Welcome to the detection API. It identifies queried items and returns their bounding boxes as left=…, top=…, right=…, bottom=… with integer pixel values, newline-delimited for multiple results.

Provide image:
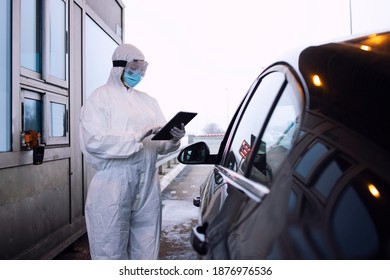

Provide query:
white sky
left=123, top=0, right=390, bottom=134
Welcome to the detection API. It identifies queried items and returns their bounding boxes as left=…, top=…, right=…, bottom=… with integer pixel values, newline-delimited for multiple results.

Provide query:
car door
left=196, top=66, right=286, bottom=226
left=203, top=63, right=306, bottom=259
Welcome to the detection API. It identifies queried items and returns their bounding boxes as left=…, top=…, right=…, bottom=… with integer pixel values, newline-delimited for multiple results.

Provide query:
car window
left=331, top=171, right=389, bottom=259
left=225, top=71, right=285, bottom=173
left=249, top=83, right=303, bottom=185
left=295, top=141, right=330, bottom=179
left=312, top=155, right=351, bottom=201
left=331, top=183, right=379, bottom=258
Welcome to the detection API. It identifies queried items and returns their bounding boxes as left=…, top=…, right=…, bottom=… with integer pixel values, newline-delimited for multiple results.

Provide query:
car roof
left=298, top=31, right=390, bottom=154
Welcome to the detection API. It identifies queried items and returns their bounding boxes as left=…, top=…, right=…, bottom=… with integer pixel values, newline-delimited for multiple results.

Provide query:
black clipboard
left=151, top=111, right=197, bottom=140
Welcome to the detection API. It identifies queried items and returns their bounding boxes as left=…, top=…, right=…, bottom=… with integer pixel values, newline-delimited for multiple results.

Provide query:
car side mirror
left=178, top=142, right=217, bottom=164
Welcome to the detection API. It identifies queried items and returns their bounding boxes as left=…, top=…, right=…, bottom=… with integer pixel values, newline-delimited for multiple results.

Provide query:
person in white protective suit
left=79, top=44, right=185, bottom=259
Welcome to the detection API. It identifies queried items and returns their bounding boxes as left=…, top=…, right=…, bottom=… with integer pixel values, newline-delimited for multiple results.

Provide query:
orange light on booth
left=368, top=183, right=380, bottom=199
left=312, top=74, right=322, bottom=87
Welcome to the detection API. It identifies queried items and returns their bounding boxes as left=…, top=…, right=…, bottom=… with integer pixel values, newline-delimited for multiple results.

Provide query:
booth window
left=20, top=0, right=68, bottom=88
left=0, top=0, right=11, bottom=152
left=21, top=90, right=44, bottom=150
left=49, top=0, right=67, bottom=81
left=43, top=93, right=69, bottom=145
left=22, top=89, right=69, bottom=147
left=23, top=97, right=43, bottom=136
left=50, top=102, right=66, bottom=137
left=85, top=16, right=118, bottom=99
left=20, top=0, right=42, bottom=74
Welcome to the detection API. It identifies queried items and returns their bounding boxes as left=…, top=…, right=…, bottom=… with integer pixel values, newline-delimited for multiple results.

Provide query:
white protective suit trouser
left=79, top=53, right=180, bottom=259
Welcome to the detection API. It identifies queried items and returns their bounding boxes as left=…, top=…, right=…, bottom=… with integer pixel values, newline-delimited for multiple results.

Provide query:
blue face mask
left=123, top=71, right=142, bottom=88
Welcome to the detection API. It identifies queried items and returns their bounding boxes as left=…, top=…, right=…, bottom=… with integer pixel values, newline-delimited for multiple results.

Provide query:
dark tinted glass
left=313, top=156, right=351, bottom=200
left=331, top=184, right=379, bottom=258
left=295, top=142, right=329, bottom=179
left=330, top=171, right=390, bottom=258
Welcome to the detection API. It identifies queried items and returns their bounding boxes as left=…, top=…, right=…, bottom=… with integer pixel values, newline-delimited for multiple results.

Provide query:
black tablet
left=151, top=111, right=197, bottom=140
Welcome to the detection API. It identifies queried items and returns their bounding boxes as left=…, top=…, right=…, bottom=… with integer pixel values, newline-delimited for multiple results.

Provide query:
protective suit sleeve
left=158, top=138, right=181, bottom=155
left=80, top=96, right=143, bottom=159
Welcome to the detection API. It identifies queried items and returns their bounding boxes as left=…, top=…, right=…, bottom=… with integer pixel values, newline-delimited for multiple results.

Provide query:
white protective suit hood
left=109, top=44, right=145, bottom=91
left=79, top=43, right=180, bottom=260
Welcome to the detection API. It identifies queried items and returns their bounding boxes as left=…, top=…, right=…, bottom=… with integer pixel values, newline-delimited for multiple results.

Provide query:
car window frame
left=220, top=63, right=306, bottom=180
left=245, top=63, right=306, bottom=179
left=246, top=64, right=306, bottom=179
left=219, top=68, right=281, bottom=168
left=216, top=76, right=259, bottom=164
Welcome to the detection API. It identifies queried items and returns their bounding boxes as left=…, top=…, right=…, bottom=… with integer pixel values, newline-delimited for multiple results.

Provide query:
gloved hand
left=150, top=126, right=161, bottom=134
left=170, top=123, right=185, bottom=143
left=136, top=126, right=161, bottom=142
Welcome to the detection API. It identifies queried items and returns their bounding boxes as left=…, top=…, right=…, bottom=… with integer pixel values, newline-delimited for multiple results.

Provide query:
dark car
left=177, top=31, right=390, bottom=259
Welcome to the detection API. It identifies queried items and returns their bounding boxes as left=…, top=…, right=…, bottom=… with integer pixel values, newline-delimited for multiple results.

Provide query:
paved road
left=159, top=164, right=213, bottom=260
left=54, top=164, right=213, bottom=260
